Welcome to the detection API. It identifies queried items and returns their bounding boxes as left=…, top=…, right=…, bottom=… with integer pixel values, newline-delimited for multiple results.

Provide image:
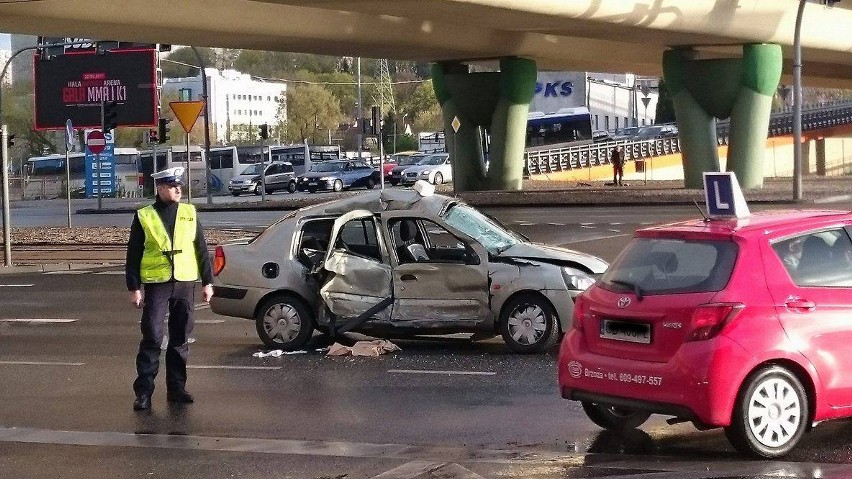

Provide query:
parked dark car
left=296, top=160, right=380, bottom=193
left=388, top=153, right=431, bottom=186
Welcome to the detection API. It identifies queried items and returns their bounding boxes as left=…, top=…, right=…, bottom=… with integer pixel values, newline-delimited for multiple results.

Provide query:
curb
left=0, top=262, right=122, bottom=275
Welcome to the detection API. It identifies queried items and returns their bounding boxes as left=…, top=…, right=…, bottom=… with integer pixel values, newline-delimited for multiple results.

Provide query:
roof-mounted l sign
left=703, top=172, right=750, bottom=219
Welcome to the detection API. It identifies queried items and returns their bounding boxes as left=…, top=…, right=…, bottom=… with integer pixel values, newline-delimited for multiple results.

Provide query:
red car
left=558, top=209, right=852, bottom=458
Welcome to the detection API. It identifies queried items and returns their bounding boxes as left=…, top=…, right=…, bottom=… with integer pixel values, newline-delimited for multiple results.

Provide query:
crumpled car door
left=320, top=209, right=393, bottom=322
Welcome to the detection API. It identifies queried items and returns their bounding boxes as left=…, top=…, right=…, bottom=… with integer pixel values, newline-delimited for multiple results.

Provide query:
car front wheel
left=253, top=184, right=262, bottom=195
left=433, top=172, right=443, bottom=185
left=255, top=295, right=315, bottom=351
left=581, top=402, right=651, bottom=430
left=724, top=366, right=808, bottom=458
left=498, top=294, right=558, bottom=353
left=287, top=181, right=297, bottom=193
left=333, top=179, right=343, bottom=192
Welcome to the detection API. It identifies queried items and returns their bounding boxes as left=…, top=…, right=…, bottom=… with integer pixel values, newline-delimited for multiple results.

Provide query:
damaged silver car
left=210, top=184, right=608, bottom=353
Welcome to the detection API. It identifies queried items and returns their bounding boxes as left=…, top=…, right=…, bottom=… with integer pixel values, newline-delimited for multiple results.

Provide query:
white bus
left=167, top=145, right=207, bottom=197
left=208, top=145, right=258, bottom=195
left=26, top=149, right=141, bottom=199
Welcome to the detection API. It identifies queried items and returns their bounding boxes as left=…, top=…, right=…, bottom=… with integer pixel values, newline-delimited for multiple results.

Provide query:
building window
left=594, top=115, right=599, bottom=130
left=624, top=117, right=628, bottom=127
left=615, top=117, right=619, bottom=130
left=604, top=116, right=610, bottom=130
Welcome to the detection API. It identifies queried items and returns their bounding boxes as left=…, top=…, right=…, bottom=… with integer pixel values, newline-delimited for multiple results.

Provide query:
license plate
left=308, top=182, right=318, bottom=186
left=600, top=319, right=651, bottom=344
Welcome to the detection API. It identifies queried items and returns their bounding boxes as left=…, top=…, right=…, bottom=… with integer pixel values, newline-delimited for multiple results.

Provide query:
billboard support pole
left=185, top=132, right=192, bottom=204
left=65, top=148, right=71, bottom=226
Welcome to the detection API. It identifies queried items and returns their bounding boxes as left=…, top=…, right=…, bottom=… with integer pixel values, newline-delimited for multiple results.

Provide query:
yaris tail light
left=213, top=246, right=226, bottom=276
left=572, top=294, right=590, bottom=332
left=687, top=303, right=744, bottom=341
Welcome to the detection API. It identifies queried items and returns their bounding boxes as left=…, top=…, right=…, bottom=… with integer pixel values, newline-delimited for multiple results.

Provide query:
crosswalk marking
left=0, top=361, right=84, bottom=366
left=387, top=369, right=496, bottom=376
left=188, top=365, right=281, bottom=370
left=0, top=318, right=77, bottom=323
left=0, top=284, right=34, bottom=287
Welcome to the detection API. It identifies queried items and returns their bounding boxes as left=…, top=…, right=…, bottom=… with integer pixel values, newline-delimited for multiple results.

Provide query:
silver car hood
left=498, top=242, right=608, bottom=274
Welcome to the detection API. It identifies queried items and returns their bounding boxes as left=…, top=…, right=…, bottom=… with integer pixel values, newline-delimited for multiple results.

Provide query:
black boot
left=167, top=390, right=194, bottom=403
left=133, top=395, right=151, bottom=410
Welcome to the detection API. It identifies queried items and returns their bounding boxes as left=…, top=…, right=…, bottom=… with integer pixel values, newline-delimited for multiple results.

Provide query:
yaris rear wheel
left=255, top=295, right=315, bottom=351
left=724, top=366, right=808, bottom=458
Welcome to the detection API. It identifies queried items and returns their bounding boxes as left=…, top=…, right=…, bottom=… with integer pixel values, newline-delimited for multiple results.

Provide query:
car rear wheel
left=253, top=184, right=262, bottom=195
left=581, top=402, right=651, bottom=430
left=255, top=295, right=315, bottom=351
left=724, top=366, right=808, bottom=458
left=333, top=179, right=343, bottom=192
left=389, top=179, right=399, bottom=186
left=499, top=294, right=558, bottom=353
left=433, top=172, right=443, bottom=185
left=366, top=178, right=375, bottom=189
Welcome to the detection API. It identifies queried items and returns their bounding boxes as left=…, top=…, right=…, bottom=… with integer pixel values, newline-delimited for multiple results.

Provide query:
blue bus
left=525, top=107, right=593, bottom=151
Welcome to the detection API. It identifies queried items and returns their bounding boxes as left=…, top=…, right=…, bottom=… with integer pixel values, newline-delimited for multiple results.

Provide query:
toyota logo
left=568, top=361, right=582, bottom=379
left=617, top=297, right=631, bottom=308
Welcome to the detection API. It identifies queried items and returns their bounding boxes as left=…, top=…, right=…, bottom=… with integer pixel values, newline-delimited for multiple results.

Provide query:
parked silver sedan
left=210, top=184, right=608, bottom=353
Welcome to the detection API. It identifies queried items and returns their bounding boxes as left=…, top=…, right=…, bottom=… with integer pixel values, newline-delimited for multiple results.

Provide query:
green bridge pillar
left=663, top=44, right=782, bottom=188
left=432, top=57, right=536, bottom=191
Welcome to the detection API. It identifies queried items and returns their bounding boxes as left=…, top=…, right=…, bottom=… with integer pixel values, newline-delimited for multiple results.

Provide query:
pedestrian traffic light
left=258, top=123, right=269, bottom=140
left=102, top=100, right=118, bottom=134
left=157, top=118, right=170, bottom=144
left=6, top=133, right=15, bottom=148
left=147, top=129, right=158, bottom=144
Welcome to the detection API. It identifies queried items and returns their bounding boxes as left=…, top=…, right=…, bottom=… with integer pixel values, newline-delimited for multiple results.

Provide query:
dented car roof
left=299, top=189, right=453, bottom=217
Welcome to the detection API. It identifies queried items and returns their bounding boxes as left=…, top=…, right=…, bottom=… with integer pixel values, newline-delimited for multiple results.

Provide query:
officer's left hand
left=202, top=284, right=214, bottom=303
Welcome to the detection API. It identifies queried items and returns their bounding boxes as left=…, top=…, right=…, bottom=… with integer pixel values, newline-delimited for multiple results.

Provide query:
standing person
left=611, top=145, right=624, bottom=186
left=126, top=166, right=214, bottom=411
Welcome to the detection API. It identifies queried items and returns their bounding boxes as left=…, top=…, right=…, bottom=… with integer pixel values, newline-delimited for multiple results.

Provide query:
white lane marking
left=580, top=222, right=594, bottom=226
left=609, top=222, right=623, bottom=225
left=194, top=303, right=210, bottom=311
left=607, top=229, right=622, bottom=233
left=43, top=271, right=91, bottom=275
left=517, top=222, right=535, bottom=227
left=0, top=284, right=34, bottom=287
left=194, top=319, right=224, bottom=324
left=387, top=369, right=496, bottom=376
left=93, top=271, right=124, bottom=275
left=187, top=365, right=281, bottom=370
left=209, top=220, right=238, bottom=225
left=568, top=232, right=632, bottom=243
left=0, top=318, right=77, bottom=323
left=546, top=222, right=565, bottom=226
left=0, top=361, right=84, bottom=366
left=581, top=225, right=595, bottom=229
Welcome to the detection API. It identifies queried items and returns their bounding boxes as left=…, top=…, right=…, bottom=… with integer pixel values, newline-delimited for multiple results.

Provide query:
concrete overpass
left=0, top=1, right=850, bottom=88
left=1, top=0, right=851, bottom=191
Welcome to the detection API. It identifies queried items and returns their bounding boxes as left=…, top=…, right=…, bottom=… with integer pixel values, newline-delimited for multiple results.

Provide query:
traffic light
left=258, top=123, right=269, bottom=140
left=157, top=118, right=170, bottom=144
left=6, top=133, right=15, bottom=148
left=371, top=106, right=380, bottom=135
left=102, top=100, right=118, bottom=134
left=147, top=129, right=158, bottom=144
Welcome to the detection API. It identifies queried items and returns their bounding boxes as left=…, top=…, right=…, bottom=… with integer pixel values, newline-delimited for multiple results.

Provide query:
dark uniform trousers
left=133, top=281, right=196, bottom=397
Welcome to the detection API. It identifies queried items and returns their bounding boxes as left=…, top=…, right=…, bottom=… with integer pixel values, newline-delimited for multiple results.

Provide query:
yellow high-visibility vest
left=138, top=203, right=199, bottom=283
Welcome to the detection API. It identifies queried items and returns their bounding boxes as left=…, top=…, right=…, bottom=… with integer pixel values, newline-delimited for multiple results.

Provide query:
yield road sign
left=86, top=130, right=106, bottom=154
left=169, top=101, right=205, bottom=133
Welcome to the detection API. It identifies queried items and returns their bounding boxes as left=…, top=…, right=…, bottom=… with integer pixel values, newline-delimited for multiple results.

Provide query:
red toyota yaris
left=558, top=209, right=852, bottom=458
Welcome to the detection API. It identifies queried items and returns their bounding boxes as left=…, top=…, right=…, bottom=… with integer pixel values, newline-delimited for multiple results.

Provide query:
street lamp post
left=792, top=0, right=807, bottom=201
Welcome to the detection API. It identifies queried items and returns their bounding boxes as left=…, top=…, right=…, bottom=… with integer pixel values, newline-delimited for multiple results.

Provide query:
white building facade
left=162, top=68, right=286, bottom=144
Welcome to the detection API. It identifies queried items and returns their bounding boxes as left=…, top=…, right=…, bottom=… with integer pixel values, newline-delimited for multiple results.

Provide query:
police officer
left=126, top=166, right=213, bottom=411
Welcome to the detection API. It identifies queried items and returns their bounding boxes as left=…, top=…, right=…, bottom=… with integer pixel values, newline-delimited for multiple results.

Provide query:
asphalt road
left=4, top=199, right=852, bottom=477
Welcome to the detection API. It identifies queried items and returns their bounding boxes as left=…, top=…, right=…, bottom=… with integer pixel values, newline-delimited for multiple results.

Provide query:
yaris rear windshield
left=601, top=238, right=738, bottom=295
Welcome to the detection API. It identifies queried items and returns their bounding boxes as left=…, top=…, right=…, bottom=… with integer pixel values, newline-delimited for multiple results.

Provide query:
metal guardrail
left=525, top=100, right=852, bottom=175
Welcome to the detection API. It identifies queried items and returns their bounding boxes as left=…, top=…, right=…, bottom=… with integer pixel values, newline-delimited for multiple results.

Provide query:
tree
left=281, top=84, right=342, bottom=144
left=161, top=47, right=216, bottom=78
left=398, top=80, right=440, bottom=130
left=654, top=78, right=676, bottom=124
